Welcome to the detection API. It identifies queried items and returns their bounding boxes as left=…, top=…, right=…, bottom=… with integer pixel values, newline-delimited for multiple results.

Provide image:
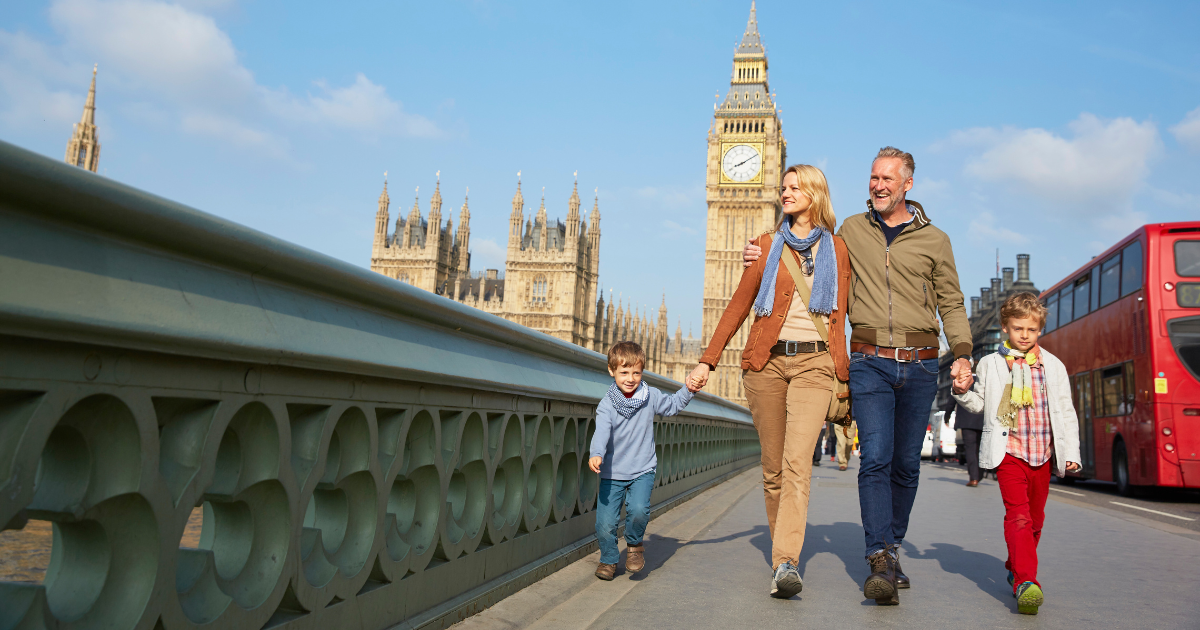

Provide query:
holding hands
left=950, top=357, right=974, bottom=394
left=686, top=363, right=711, bottom=393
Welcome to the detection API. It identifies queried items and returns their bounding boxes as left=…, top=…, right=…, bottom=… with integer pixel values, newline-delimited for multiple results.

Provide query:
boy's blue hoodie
left=589, top=383, right=694, bottom=480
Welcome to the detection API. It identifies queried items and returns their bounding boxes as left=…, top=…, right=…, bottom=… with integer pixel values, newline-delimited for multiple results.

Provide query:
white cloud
left=966, top=211, right=1029, bottom=245
left=2, top=0, right=439, bottom=158
left=960, top=113, right=1160, bottom=207
left=0, top=31, right=84, bottom=127
left=1170, top=107, right=1200, bottom=152
left=661, top=219, right=697, bottom=238
left=470, top=238, right=506, bottom=271
left=633, top=185, right=702, bottom=210
left=266, top=73, right=440, bottom=137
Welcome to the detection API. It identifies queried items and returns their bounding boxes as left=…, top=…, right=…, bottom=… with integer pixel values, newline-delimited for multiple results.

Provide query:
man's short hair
left=1000, top=292, right=1048, bottom=328
left=874, top=146, right=915, bottom=180
left=608, top=341, right=646, bottom=371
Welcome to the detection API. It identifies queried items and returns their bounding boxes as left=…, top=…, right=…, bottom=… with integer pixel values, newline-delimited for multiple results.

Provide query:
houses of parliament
left=369, top=3, right=783, bottom=405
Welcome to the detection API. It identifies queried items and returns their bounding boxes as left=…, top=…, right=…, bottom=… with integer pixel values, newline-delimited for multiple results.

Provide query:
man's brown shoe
left=595, top=563, right=616, bottom=581
left=625, top=544, right=645, bottom=573
left=839, top=465, right=848, bottom=471
left=863, top=550, right=898, bottom=605
left=966, top=480, right=979, bottom=487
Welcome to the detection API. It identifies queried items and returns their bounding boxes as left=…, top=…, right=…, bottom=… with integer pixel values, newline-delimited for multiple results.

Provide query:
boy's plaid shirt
left=1007, top=361, right=1053, bottom=466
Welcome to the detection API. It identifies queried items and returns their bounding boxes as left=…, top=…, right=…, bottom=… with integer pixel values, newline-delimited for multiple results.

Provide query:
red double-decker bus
left=1038, top=221, right=1200, bottom=495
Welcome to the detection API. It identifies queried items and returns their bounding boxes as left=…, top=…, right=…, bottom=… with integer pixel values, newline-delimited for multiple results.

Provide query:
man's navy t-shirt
left=873, top=210, right=913, bottom=245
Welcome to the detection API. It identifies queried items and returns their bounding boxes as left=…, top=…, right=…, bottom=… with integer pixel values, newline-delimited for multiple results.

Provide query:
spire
left=737, top=2, right=764, bottom=56
left=511, top=170, right=524, bottom=216
left=64, top=64, right=100, bottom=172
left=82, top=64, right=97, bottom=126
left=374, top=171, right=391, bottom=247
left=431, top=170, right=443, bottom=211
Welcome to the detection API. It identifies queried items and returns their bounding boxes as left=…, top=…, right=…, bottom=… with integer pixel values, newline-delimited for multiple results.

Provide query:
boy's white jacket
left=952, top=349, right=1081, bottom=477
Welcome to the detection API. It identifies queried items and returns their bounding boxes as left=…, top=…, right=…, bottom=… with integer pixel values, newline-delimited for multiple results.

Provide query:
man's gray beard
left=874, top=195, right=904, bottom=215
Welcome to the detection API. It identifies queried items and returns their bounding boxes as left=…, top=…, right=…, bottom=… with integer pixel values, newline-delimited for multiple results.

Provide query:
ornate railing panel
left=0, top=141, right=758, bottom=630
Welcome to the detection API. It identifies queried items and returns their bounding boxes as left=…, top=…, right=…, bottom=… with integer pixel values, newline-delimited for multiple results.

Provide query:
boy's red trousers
left=996, top=453, right=1050, bottom=590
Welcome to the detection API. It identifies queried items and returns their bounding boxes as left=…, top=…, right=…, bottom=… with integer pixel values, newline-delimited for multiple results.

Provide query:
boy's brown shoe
left=595, top=563, right=616, bottom=581
left=625, top=544, right=645, bottom=573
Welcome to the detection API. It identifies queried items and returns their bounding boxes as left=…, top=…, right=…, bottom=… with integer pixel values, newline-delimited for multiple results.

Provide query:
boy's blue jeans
left=849, top=352, right=939, bottom=557
left=595, top=471, right=654, bottom=564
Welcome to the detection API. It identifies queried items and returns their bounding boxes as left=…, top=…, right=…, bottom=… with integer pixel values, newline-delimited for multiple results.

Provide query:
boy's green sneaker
left=1016, top=582, right=1043, bottom=615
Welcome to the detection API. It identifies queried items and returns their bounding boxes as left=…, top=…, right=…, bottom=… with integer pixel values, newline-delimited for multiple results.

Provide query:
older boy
left=953, top=293, right=1081, bottom=614
left=589, top=341, right=698, bottom=580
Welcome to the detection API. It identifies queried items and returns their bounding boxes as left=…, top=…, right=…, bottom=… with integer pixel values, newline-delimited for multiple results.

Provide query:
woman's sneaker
left=770, top=562, right=803, bottom=599
left=1016, top=581, right=1043, bottom=615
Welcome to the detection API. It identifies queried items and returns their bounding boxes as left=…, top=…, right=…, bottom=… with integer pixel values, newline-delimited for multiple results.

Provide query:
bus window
left=1099, top=364, right=1124, bottom=416
left=1090, top=266, right=1101, bottom=312
left=1099, top=253, right=1121, bottom=307
left=1061, top=284, right=1075, bottom=324
left=1045, top=293, right=1058, bottom=332
left=1177, top=240, right=1200, bottom=277
left=1074, top=275, right=1091, bottom=319
left=1123, top=361, right=1136, bottom=414
left=1091, top=371, right=1104, bottom=417
left=1121, top=240, right=1144, bottom=297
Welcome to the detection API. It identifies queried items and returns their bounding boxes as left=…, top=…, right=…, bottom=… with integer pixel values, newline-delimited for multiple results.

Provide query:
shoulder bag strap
left=779, top=247, right=829, bottom=343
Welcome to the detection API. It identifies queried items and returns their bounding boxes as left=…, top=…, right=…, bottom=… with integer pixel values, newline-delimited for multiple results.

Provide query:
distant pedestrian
left=946, top=399, right=984, bottom=486
left=812, top=423, right=825, bottom=467
left=952, top=293, right=1081, bottom=615
left=688, top=164, right=852, bottom=599
left=589, top=341, right=699, bottom=581
left=835, top=420, right=857, bottom=471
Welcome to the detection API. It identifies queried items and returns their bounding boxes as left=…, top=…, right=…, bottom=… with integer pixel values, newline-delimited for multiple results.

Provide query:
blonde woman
left=687, top=164, right=851, bottom=599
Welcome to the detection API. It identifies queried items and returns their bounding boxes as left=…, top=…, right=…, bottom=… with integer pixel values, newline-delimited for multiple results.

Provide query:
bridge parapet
left=0, top=141, right=758, bottom=630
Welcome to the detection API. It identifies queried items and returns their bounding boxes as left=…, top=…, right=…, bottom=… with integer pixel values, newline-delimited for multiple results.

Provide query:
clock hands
left=733, top=155, right=759, bottom=168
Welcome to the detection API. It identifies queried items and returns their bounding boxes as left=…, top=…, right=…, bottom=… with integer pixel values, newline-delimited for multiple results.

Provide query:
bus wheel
left=1114, top=441, right=1135, bottom=497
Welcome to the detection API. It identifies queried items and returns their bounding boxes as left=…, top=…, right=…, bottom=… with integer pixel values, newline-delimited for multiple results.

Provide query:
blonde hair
left=776, top=164, right=836, bottom=232
left=1000, top=292, right=1048, bottom=328
left=607, top=341, right=646, bottom=371
left=874, top=146, right=915, bottom=180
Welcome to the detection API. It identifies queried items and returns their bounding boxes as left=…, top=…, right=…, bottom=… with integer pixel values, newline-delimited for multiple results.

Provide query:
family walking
left=587, top=147, right=1081, bottom=616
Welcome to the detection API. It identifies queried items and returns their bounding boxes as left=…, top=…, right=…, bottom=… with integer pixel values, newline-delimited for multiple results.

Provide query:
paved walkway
left=455, top=459, right=1200, bottom=629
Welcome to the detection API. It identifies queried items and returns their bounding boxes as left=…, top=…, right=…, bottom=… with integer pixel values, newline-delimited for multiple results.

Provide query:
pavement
left=452, top=458, right=1200, bottom=630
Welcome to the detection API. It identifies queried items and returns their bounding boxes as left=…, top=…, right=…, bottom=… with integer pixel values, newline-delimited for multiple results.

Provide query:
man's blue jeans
left=595, top=471, right=654, bottom=564
left=849, top=352, right=939, bottom=557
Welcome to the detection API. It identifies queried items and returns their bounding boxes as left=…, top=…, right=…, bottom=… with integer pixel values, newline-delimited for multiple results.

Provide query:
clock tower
left=702, top=1, right=785, bottom=405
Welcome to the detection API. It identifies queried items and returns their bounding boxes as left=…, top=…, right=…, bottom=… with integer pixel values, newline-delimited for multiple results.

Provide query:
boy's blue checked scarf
left=606, top=381, right=649, bottom=419
left=752, top=220, right=838, bottom=317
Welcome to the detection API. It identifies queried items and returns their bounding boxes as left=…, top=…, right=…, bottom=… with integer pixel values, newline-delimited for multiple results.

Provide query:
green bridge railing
left=0, top=140, right=758, bottom=630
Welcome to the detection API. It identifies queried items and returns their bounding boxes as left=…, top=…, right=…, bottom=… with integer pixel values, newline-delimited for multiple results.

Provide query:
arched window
left=532, top=275, right=548, bottom=304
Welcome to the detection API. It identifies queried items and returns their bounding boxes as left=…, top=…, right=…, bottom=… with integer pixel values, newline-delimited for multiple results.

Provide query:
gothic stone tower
left=65, top=65, right=100, bottom=172
left=370, top=174, right=467, bottom=295
left=505, top=175, right=600, bottom=347
left=702, top=1, right=785, bottom=405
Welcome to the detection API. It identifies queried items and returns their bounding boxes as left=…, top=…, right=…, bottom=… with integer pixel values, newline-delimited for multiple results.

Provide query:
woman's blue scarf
left=752, top=220, right=837, bottom=317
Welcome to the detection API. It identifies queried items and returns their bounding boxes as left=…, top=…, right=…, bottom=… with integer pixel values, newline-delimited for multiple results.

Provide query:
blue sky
left=3, top=0, right=1199, bottom=338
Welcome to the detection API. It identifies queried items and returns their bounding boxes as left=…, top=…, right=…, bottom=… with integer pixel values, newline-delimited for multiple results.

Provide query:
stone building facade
left=65, top=65, right=100, bottom=172
left=370, top=174, right=696, bottom=376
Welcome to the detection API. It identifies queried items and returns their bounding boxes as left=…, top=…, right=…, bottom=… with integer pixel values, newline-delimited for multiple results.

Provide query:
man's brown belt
left=850, top=343, right=938, bottom=362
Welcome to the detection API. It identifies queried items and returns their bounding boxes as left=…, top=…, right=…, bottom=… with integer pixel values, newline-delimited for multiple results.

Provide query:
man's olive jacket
left=836, top=200, right=972, bottom=359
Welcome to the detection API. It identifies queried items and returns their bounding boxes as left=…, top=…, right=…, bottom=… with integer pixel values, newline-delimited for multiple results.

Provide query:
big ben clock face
left=721, top=143, right=762, bottom=182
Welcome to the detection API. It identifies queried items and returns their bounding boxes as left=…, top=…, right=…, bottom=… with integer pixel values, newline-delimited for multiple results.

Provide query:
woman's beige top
left=777, top=240, right=829, bottom=343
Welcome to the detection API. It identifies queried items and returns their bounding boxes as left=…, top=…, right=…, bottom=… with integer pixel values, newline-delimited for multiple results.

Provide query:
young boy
left=589, top=341, right=699, bottom=580
left=952, top=293, right=1081, bottom=615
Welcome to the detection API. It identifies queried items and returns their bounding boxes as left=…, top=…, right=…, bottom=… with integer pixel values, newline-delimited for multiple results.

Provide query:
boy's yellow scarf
left=995, top=341, right=1039, bottom=429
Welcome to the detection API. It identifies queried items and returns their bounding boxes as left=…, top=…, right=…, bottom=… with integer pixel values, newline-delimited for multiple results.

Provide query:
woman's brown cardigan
left=698, top=231, right=852, bottom=382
